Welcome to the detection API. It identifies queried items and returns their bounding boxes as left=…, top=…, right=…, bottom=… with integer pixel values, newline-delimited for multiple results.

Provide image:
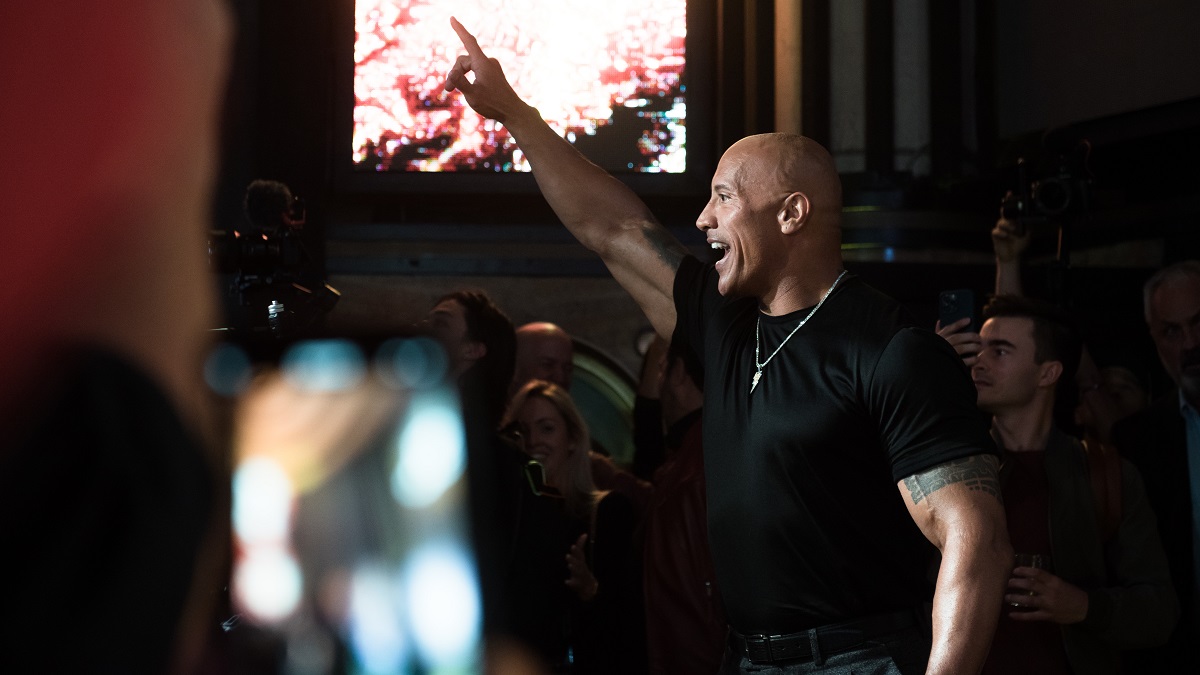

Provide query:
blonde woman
left=503, top=380, right=647, bottom=673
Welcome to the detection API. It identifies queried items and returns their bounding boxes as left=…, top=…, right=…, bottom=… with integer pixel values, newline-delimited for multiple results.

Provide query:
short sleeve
left=865, top=327, right=997, bottom=482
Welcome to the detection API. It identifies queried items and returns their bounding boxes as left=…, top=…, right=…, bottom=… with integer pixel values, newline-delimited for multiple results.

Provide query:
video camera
left=210, top=180, right=339, bottom=338
left=1000, top=140, right=1094, bottom=232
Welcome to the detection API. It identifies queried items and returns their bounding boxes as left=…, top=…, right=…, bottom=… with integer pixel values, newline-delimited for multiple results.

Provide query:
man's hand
left=936, top=317, right=981, bottom=367
left=1006, top=566, right=1090, bottom=624
left=443, top=17, right=533, bottom=125
left=992, top=216, right=1031, bottom=264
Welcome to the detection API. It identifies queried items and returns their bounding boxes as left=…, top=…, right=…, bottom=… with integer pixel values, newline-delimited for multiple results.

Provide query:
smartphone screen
left=209, top=335, right=483, bottom=673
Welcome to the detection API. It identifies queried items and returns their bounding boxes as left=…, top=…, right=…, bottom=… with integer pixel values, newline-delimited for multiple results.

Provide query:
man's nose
left=1182, top=325, right=1200, bottom=349
left=696, top=201, right=714, bottom=231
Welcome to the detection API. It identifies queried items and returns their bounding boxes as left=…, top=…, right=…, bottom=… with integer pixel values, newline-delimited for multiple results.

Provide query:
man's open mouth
left=710, top=240, right=730, bottom=261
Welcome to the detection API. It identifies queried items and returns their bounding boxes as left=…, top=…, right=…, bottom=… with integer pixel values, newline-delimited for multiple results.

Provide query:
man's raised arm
left=444, top=18, right=686, bottom=338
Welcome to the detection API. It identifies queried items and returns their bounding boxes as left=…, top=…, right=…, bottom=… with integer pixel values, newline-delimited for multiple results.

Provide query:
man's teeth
left=711, top=242, right=727, bottom=251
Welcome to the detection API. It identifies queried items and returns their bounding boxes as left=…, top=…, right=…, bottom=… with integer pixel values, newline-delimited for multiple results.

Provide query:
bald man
left=445, top=19, right=1009, bottom=674
left=513, top=321, right=575, bottom=392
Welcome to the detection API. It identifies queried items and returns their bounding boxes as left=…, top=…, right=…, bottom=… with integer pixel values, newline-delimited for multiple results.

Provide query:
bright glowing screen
left=353, top=0, right=688, bottom=173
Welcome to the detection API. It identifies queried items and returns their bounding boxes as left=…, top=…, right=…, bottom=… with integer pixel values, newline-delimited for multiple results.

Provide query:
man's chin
left=1180, top=371, right=1200, bottom=406
left=715, top=275, right=748, bottom=299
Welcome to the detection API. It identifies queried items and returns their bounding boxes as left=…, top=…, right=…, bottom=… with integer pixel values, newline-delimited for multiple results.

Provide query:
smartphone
left=938, top=289, right=977, bottom=332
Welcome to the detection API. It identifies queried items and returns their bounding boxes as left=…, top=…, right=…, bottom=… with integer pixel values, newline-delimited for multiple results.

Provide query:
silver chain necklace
left=751, top=270, right=847, bottom=394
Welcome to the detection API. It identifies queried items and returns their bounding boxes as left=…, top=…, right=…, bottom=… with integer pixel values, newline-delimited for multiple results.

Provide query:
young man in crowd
left=968, top=296, right=1176, bottom=674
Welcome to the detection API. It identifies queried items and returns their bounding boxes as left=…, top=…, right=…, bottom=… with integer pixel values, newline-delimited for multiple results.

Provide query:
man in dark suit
left=1112, top=260, right=1200, bottom=672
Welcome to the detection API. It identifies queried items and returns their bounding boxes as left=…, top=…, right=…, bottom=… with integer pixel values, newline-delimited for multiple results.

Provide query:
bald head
left=513, top=322, right=575, bottom=390
left=729, top=133, right=843, bottom=220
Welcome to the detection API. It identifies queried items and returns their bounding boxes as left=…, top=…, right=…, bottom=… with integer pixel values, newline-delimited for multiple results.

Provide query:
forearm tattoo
left=903, top=455, right=1001, bottom=505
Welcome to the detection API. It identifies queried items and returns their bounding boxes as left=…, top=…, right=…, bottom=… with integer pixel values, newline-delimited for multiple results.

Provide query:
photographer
left=214, top=179, right=336, bottom=338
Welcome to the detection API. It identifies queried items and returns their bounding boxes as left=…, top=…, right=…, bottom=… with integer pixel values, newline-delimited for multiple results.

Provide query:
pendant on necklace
left=750, top=370, right=762, bottom=394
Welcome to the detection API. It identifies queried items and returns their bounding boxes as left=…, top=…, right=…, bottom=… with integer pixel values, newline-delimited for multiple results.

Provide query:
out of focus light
left=235, top=547, right=303, bottom=623
left=234, top=457, right=294, bottom=542
left=349, top=567, right=409, bottom=674
left=404, top=543, right=482, bottom=669
left=281, top=339, right=367, bottom=392
left=205, top=342, right=252, bottom=396
left=375, top=337, right=449, bottom=390
left=391, top=391, right=465, bottom=508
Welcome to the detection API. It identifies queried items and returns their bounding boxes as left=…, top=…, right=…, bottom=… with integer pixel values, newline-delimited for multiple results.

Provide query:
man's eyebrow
left=712, top=182, right=734, bottom=193
left=1157, top=309, right=1200, bottom=329
left=981, top=338, right=1016, bottom=349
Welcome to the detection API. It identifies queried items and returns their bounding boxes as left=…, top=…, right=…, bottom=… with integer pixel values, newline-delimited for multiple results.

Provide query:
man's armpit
left=902, top=454, right=1001, bottom=505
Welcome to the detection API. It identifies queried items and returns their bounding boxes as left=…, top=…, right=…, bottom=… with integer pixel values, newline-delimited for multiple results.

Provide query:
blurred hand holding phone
left=211, top=335, right=484, bottom=674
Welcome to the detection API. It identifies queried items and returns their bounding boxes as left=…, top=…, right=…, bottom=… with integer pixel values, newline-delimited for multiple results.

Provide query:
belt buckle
left=744, top=633, right=801, bottom=663
left=744, top=634, right=769, bottom=662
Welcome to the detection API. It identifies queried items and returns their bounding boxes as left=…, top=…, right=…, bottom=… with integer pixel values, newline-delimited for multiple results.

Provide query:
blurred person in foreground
left=444, top=17, right=1008, bottom=674
left=0, top=1, right=233, bottom=673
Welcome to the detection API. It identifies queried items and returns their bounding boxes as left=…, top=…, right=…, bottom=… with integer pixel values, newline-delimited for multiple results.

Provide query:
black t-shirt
left=672, top=256, right=995, bottom=634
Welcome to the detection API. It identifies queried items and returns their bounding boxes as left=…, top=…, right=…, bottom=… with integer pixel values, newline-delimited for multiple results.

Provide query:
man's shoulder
left=828, top=275, right=916, bottom=337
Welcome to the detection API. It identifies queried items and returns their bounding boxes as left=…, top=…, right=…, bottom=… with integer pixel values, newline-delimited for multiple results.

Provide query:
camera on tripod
left=210, top=180, right=339, bottom=338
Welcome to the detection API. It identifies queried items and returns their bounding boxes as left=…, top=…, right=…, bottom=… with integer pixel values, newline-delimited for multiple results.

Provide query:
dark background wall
left=212, top=0, right=1199, bottom=388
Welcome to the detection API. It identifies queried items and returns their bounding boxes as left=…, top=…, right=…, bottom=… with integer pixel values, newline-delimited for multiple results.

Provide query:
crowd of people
left=3, top=4, right=1197, bottom=674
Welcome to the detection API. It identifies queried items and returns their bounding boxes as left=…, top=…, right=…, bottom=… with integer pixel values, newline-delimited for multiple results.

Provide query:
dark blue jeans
left=718, top=626, right=929, bottom=675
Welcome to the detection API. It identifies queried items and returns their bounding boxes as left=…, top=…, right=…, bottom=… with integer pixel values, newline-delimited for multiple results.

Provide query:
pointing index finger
left=450, top=16, right=487, bottom=59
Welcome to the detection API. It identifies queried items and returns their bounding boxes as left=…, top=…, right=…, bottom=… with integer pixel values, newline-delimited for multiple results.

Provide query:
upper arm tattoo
left=903, top=454, right=1001, bottom=505
left=641, top=222, right=688, bottom=269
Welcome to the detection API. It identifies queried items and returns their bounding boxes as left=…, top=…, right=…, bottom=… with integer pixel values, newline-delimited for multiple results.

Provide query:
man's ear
left=1038, top=360, right=1064, bottom=388
left=463, top=340, right=487, bottom=363
left=779, top=191, right=811, bottom=234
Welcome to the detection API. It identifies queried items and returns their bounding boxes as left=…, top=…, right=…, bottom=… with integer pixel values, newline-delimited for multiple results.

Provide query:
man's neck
left=991, top=402, right=1055, bottom=452
left=760, top=263, right=846, bottom=316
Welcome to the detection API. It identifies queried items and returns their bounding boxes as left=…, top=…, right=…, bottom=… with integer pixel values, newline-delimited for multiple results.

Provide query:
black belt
left=731, top=609, right=918, bottom=664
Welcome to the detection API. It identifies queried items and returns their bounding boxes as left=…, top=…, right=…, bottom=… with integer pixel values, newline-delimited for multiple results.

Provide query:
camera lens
left=1033, top=178, right=1071, bottom=215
